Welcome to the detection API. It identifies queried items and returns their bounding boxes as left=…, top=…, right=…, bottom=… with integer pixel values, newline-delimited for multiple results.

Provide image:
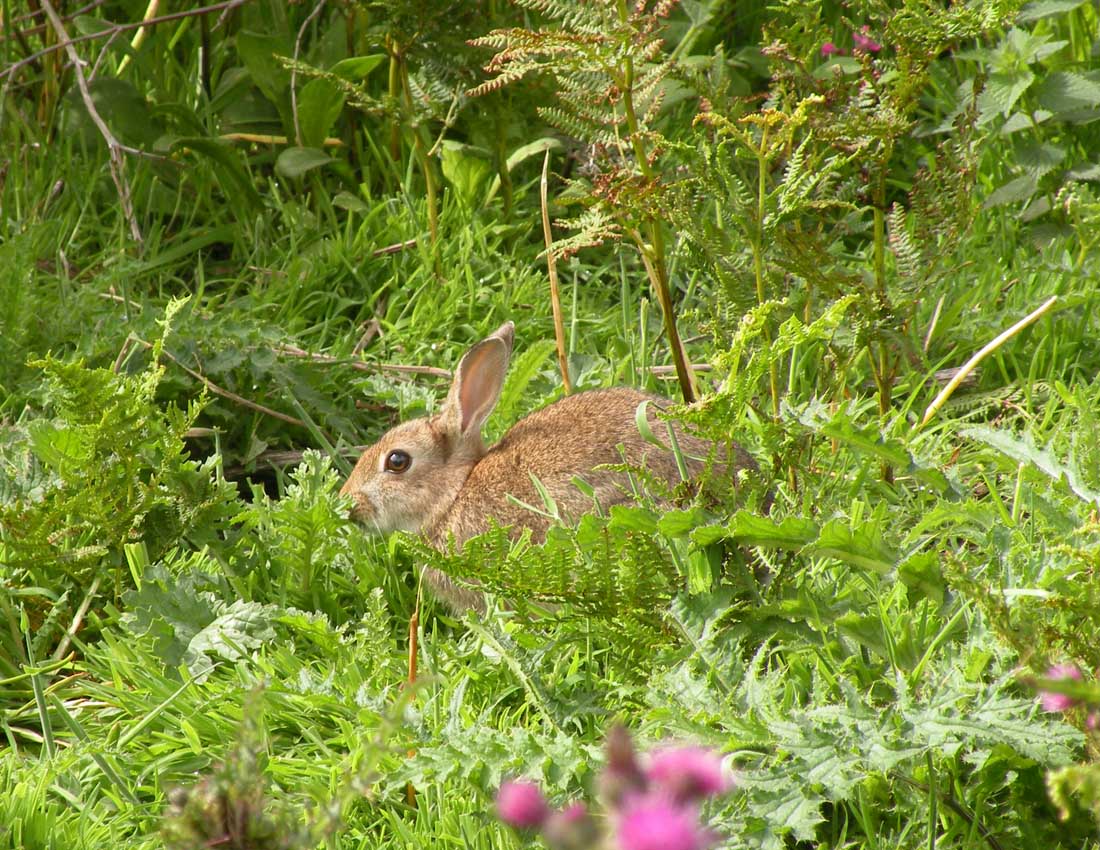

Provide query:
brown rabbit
left=340, top=322, right=754, bottom=610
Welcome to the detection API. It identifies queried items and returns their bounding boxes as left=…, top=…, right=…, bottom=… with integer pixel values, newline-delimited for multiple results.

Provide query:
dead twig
left=39, top=0, right=143, bottom=246
left=371, top=238, right=417, bottom=257
left=275, top=344, right=451, bottom=378
left=221, top=446, right=366, bottom=479
left=132, top=338, right=312, bottom=429
left=1, top=0, right=249, bottom=82
left=290, top=0, right=328, bottom=147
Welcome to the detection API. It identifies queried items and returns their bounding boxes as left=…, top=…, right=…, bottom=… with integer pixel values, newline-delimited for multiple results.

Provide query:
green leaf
left=657, top=506, right=710, bottom=538
left=1017, top=0, right=1088, bottom=22
left=297, top=78, right=345, bottom=147
left=808, top=519, right=897, bottom=574
left=980, top=69, right=1035, bottom=117
left=897, top=551, right=944, bottom=604
left=441, top=141, right=493, bottom=209
left=963, top=425, right=1100, bottom=505
left=330, top=54, right=387, bottom=79
left=1035, top=71, right=1100, bottom=117
left=983, top=173, right=1038, bottom=208
left=275, top=146, right=334, bottom=179
left=1015, top=140, right=1066, bottom=178
left=608, top=505, right=659, bottom=535
left=722, top=511, right=819, bottom=550
left=332, top=191, right=369, bottom=212
left=27, top=422, right=89, bottom=474
left=237, top=32, right=291, bottom=106
left=65, top=78, right=162, bottom=148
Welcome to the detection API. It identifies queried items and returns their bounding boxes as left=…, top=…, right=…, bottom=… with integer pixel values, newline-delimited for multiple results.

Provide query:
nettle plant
left=944, top=2, right=1100, bottom=252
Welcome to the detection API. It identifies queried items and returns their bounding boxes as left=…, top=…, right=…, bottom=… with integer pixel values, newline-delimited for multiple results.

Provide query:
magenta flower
left=616, top=794, right=715, bottom=850
left=853, top=26, right=882, bottom=53
left=496, top=780, right=549, bottom=829
left=647, top=746, right=731, bottom=802
left=1039, top=664, right=1083, bottom=713
left=820, top=42, right=845, bottom=57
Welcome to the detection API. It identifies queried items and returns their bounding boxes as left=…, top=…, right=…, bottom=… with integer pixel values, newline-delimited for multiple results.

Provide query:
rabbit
left=340, top=321, right=755, bottom=611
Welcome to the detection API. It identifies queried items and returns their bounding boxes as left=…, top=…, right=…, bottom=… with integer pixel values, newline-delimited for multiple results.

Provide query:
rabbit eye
left=384, top=450, right=411, bottom=473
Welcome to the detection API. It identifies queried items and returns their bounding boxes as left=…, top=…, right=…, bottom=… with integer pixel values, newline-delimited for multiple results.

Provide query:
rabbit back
left=427, top=387, right=747, bottom=548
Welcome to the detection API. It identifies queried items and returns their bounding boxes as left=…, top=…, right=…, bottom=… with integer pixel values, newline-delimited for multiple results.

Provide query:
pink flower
left=853, top=26, right=882, bottom=53
left=646, top=747, right=732, bottom=802
left=820, top=42, right=844, bottom=56
left=616, top=794, right=715, bottom=850
left=496, top=780, right=549, bottom=829
left=1039, top=664, right=1083, bottom=713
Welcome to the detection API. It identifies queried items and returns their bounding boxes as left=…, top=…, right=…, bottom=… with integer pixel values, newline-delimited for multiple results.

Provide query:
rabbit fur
left=340, top=321, right=753, bottom=610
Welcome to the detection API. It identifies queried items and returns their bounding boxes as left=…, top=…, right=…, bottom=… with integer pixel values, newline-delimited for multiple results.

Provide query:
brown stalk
left=540, top=150, right=572, bottom=394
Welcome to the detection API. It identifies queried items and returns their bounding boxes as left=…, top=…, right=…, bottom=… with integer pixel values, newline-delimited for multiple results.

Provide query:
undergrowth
left=3, top=0, right=1100, bottom=848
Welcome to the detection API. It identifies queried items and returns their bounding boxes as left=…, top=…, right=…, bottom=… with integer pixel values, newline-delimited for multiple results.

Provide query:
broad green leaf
left=65, top=78, right=161, bottom=147
left=165, top=138, right=263, bottom=210
left=275, top=146, right=334, bottom=179
left=27, top=422, right=89, bottom=473
left=237, top=31, right=291, bottom=106
left=331, top=54, right=386, bottom=80
left=297, top=78, right=345, bottom=147
left=897, top=551, right=944, bottom=604
left=808, top=519, right=897, bottom=574
left=441, top=141, right=493, bottom=209
left=608, top=504, right=659, bottom=535
left=658, top=506, right=711, bottom=538
left=1067, top=162, right=1100, bottom=181
left=332, top=191, right=369, bottom=212
left=486, top=137, right=565, bottom=204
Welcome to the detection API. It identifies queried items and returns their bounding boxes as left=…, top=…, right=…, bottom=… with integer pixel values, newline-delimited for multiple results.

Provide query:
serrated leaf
left=808, top=519, right=897, bottom=574
left=980, top=69, right=1035, bottom=117
left=963, top=425, right=1100, bottom=505
left=1035, top=71, right=1100, bottom=116
left=183, top=599, right=279, bottom=677
left=1016, top=140, right=1066, bottom=178
left=723, top=511, right=819, bottom=550
left=983, top=173, right=1038, bottom=208
left=1066, top=162, right=1100, bottom=181
left=1018, top=0, right=1088, bottom=22
left=897, top=551, right=944, bottom=604
left=608, top=504, right=659, bottom=535
left=658, top=506, right=710, bottom=538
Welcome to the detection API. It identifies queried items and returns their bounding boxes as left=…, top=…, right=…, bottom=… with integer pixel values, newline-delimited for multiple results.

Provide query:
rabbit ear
left=441, top=322, right=515, bottom=436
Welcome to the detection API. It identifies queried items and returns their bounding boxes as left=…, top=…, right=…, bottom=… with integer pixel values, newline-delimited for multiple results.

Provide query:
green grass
left=3, top=0, right=1100, bottom=848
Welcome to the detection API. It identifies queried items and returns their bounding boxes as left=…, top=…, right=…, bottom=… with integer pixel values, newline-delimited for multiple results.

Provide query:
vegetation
left=3, top=0, right=1100, bottom=847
